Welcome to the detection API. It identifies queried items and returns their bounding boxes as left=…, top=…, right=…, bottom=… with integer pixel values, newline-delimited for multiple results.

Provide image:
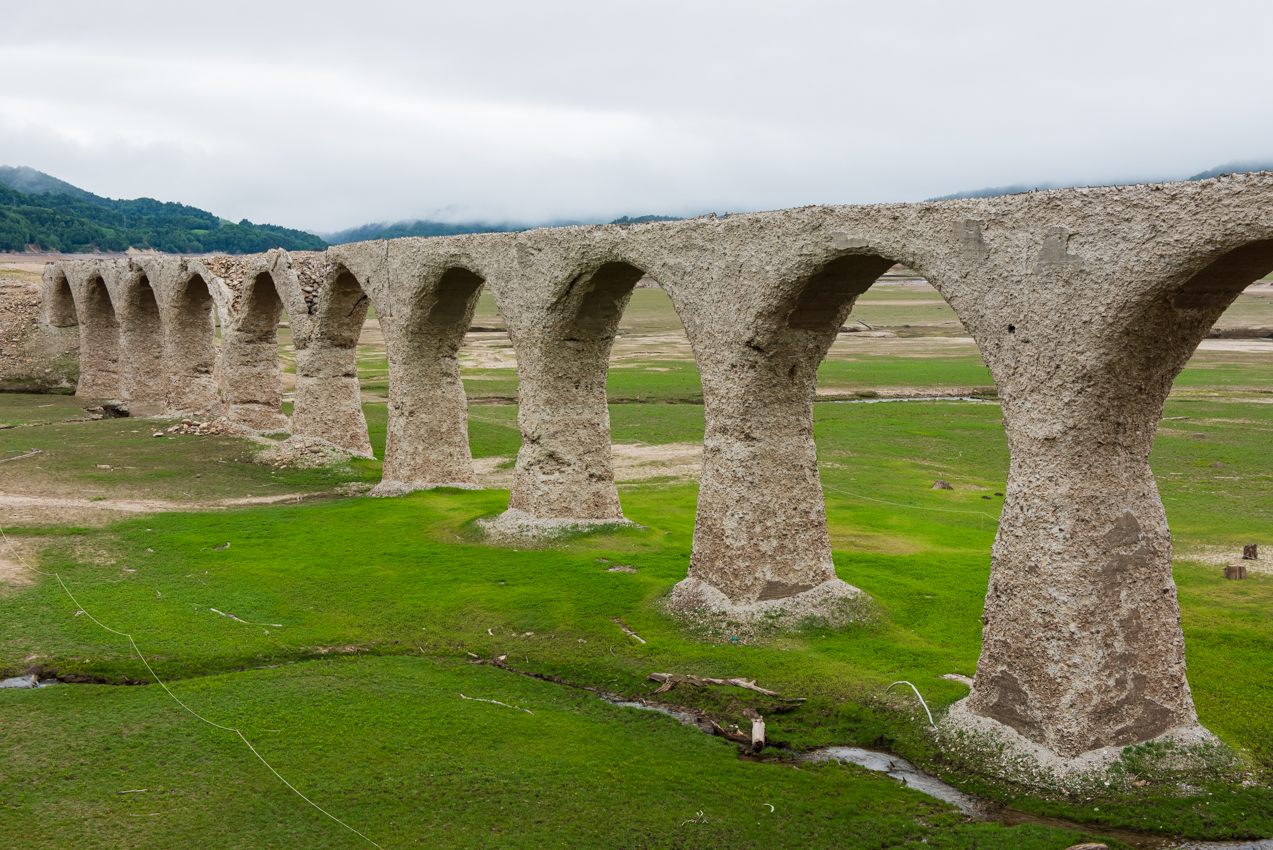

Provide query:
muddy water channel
left=603, top=697, right=1272, bottom=850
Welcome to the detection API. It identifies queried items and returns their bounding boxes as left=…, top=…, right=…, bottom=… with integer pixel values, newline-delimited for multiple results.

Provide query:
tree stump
left=1225, top=564, right=1248, bottom=580
left=1243, top=543, right=1258, bottom=560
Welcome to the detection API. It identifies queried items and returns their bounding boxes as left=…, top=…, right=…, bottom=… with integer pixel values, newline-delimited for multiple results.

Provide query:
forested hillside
left=0, top=167, right=326, bottom=254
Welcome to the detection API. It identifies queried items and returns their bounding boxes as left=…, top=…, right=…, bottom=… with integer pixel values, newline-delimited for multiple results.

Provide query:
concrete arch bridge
left=40, top=174, right=1273, bottom=764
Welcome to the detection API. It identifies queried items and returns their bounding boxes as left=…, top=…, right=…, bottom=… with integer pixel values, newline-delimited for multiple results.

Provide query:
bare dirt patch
left=0, top=552, right=34, bottom=590
left=473, top=442, right=703, bottom=490
left=0, top=490, right=347, bottom=528
left=1174, top=544, right=1272, bottom=574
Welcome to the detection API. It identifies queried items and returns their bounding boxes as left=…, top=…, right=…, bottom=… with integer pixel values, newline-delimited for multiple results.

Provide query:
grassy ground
left=3, top=286, right=1272, bottom=848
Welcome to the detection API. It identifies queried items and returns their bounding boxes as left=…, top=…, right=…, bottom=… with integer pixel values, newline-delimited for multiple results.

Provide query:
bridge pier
left=504, top=262, right=646, bottom=522
left=68, top=263, right=124, bottom=400
left=291, top=262, right=374, bottom=457
left=161, top=261, right=222, bottom=416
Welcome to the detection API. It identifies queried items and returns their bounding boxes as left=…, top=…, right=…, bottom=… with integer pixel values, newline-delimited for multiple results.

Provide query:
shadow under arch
left=222, top=270, right=289, bottom=431
left=76, top=274, right=123, bottom=399
left=372, top=264, right=488, bottom=493
left=506, top=260, right=657, bottom=521
left=44, top=268, right=77, bottom=328
left=166, top=270, right=220, bottom=414
left=119, top=270, right=165, bottom=411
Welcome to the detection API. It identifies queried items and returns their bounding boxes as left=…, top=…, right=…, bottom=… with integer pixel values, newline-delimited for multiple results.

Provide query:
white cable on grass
left=0, top=524, right=383, bottom=849
left=885, top=681, right=936, bottom=727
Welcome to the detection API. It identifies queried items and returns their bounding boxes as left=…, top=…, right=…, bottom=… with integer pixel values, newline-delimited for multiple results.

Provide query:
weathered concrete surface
left=338, top=241, right=487, bottom=489
left=152, top=258, right=222, bottom=415
left=0, top=275, right=77, bottom=392
left=504, top=260, right=646, bottom=520
left=286, top=252, right=374, bottom=457
left=60, top=262, right=123, bottom=399
left=41, top=173, right=1273, bottom=759
left=114, top=263, right=166, bottom=414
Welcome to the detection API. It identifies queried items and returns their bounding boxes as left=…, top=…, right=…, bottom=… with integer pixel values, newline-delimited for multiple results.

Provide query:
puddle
left=804, top=746, right=987, bottom=816
left=605, top=699, right=705, bottom=728
left=0, top=674, right=57, bottom=689
left=603, top=696, right=1271, bottom=850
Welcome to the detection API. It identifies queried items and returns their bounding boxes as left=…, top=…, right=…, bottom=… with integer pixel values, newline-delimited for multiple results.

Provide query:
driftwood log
left=645, top=672, right=804, bottom=702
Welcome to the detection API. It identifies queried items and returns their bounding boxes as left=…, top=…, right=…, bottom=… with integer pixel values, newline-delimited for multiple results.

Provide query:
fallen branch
left=459, top=693, right=532, bottom=714
left=0, top=449, right=42, bottom=464
left=707, top=719, right=752, bottom=745
left=612, top=619, right=646, bottom=644
left=209, top=608, right=282, bottom=628
left=647, top=673, right=799, bottom=699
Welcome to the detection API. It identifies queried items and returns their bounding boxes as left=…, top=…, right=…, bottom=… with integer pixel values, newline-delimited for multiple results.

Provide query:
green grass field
left=3, top=287, right=1272, bottom=849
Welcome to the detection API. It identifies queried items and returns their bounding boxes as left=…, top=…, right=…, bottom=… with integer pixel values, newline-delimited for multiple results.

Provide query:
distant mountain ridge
left=927, top=161, right=1273, bottom=201
left=0, top=166, right=326, bottom=254
left=322, top=213, right=682, bottom=245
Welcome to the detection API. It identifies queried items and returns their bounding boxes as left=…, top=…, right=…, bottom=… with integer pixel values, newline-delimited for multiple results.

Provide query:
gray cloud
left=2, top=0, right=1271, bottom=232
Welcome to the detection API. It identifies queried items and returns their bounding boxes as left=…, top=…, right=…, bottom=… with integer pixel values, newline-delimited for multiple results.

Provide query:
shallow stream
left=603, top=696, right=1273, bottom=850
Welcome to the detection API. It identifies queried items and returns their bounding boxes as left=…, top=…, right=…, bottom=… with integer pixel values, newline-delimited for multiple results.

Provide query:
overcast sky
left=2, top=1, right=1271, bottom=233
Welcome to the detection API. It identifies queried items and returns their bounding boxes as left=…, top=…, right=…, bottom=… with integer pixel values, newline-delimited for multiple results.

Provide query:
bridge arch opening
left=44, top=269, right=76, bottom=327
left=167, top=271, right=220, bottom=413
left=76, top=274, right=122, bottom=398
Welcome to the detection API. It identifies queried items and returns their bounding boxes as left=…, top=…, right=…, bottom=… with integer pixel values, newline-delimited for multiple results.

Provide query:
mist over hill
left=321, top=214, right=682, bottom=245
left=0, top=167, right=326, bottom=254
left=927, top=161, right=1273, bottom=201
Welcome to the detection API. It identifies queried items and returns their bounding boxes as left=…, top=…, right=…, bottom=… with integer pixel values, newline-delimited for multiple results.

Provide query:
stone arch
left=166, top=270, right=220, bottom=414
left=373, top=264, right=488, bottom=493
left=221, top=270, right=289, bottom=431
left=118, top=270, right=166, bottom=412
left=43, top=267, right=77, bottom=327
left=75, top=273, right=122, bottom=398
left=506, top=260, right=651, bottom=521
left=291, top=265, right=377, bottom=456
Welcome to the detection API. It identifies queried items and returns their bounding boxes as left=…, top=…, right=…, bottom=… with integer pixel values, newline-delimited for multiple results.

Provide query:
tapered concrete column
left=967, top=237, right=1273, bottom=757
left=293, top=338, right=373, bottom=456
left=683, top=254, right=895, bottom=604
left=972, top=420, right=1195, bottom=756
left=688, top=343, right=836, bottom=602
left=116, top=264, right=167, bottom=414
left=292, top=268, right=373, bottom=456
left=163, top=267, right=221, bottom=415
left=374, top=266, right=485, bottom=492
left=71, top=266, right=123, bottom=399
left=506, top=262, right=645, bottom=520
left=221, top=270, right=289, bottom=431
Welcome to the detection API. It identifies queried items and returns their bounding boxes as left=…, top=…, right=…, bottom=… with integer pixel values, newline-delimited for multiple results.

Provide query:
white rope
left=0, top=524, right=384, bottom=849
left=458, top=693, right=533, bottom=714
left=885, top=681, right=936, bottom=727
